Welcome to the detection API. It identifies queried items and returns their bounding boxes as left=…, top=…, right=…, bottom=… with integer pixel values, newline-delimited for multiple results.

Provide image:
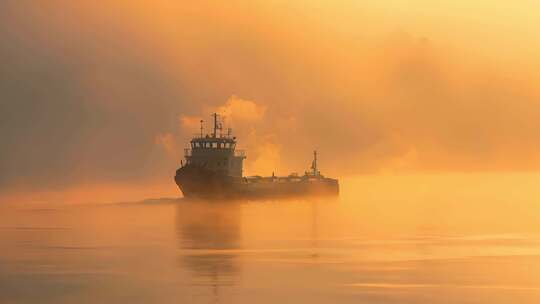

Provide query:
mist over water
left=2, top=1, right=540, bottom=303
left=2, top=175, right=540, bottom=304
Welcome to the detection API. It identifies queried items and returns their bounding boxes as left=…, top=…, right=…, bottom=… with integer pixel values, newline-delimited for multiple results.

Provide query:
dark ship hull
left=175, top=165, right=339, bottom=199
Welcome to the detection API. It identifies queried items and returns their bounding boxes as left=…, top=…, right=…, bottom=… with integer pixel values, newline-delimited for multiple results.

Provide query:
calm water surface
left=2, top=175, right=540, bottom=303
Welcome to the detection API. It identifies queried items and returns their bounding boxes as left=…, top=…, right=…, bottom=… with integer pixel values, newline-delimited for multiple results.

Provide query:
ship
left=175, top=113, right=339, bottom=199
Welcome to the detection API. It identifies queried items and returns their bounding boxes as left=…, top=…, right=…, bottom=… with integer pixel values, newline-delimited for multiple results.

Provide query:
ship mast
left=213, top=113, right=218, bottom=138
left=200, top=120, right=204, bottom=138
left=312, top=150, right=318, bottom=176
left=211, top=113, right=224, bottom=138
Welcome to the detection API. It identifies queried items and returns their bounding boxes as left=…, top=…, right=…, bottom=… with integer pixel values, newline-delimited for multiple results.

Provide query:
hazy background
left=2, top=0, right=540, bottom=196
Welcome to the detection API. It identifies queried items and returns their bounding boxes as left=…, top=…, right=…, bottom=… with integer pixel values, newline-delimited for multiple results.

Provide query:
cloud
left=216, top=96, right=267, bottom=125
left=244, top=134, right=282, bottom=176
left=2, top=0, right=540, bottom=192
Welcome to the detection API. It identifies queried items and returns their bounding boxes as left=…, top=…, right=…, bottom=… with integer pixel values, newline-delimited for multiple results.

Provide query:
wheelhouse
left=183, top=114, right=246, bottom=177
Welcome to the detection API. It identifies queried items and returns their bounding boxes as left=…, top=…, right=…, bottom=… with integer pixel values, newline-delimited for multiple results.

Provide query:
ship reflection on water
left=176, top=201, right=242, bottom=296
left=173, top=196, right=342, bottom=304
left=174, top=198, right=327, bottom=302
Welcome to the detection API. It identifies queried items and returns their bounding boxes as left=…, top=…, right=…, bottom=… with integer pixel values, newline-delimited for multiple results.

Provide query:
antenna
left=212, top=113, right=218, bottom=138
left=200, top=120, right=204, bottom=138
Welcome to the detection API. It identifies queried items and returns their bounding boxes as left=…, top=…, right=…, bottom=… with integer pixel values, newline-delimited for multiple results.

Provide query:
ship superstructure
left=175, top=113, right=339, bottom=199
left=184, top=113, right=246, bottom=178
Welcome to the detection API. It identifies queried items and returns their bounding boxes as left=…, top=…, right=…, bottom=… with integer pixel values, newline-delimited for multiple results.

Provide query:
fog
left=2, top=0, right=540, bottom=193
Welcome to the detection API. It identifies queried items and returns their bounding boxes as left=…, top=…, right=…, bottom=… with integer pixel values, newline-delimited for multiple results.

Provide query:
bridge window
left=212, top=142, right=217, bottom=148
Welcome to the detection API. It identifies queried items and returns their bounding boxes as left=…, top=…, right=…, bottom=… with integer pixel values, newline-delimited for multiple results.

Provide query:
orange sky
left=2, top=1, right=540, bottom=193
